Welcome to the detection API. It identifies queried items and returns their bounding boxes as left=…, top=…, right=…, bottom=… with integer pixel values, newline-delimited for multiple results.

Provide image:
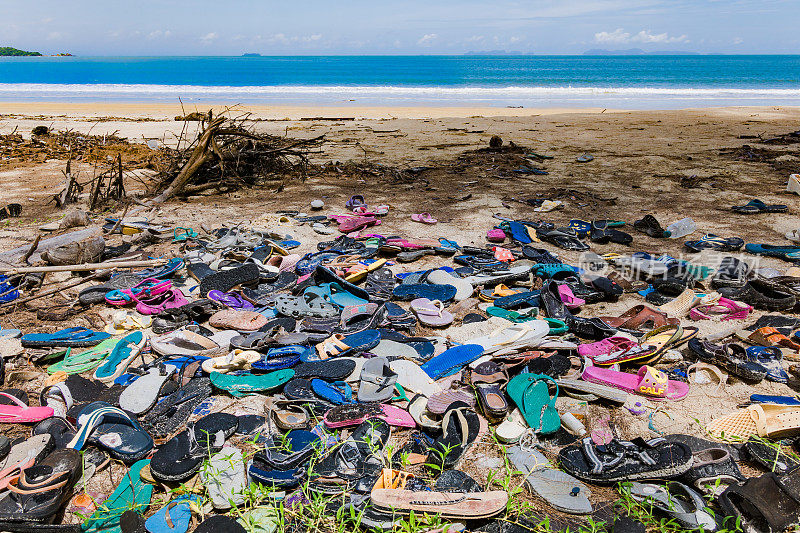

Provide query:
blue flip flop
left=0, top=275, right=18, bottom=303
left=421, top=344, right=484, bottom=379
left=311, top=379, right=353, bottom=404
left=133, top=257, right=185, bottom=279
left=392, top=283, right=457, bottom=302
left=396, top=266, right=456, bottom=282
left=145, top=495, right=198, bottom=533
left=21, top=327, right=111, bottom=348
left=313, top=329, right=382, bottom=360
left=502, top=221, right=533, bottom=244
left=251, top=345, right=307, bottom=371
left=744, top=243, right=800, bottom=257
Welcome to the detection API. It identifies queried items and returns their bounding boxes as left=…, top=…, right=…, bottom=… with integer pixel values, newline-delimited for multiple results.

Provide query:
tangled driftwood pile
left=152, top=111, right=325, bottom=203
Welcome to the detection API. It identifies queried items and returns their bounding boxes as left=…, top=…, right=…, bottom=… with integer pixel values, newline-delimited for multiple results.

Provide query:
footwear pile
left=0, top=196, right=798, bottom=532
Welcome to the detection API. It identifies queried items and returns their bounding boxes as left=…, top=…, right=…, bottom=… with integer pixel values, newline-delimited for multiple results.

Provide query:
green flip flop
left=83, top=459, right=153, bottom=533
left=210, top=369, right=295, bottom=397
left=544, top=318, right=568, bottom=335
left=486, top=306, right=539, bottom=323
left=506, top=373, right=560, bottom=435
left=47, top=337, right=118, bottom=375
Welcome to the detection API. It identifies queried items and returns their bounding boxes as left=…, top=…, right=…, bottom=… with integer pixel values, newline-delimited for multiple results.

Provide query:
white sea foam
left=0, top=83, right=798, bottom=97
left=0, top=83, right=798, bottom=107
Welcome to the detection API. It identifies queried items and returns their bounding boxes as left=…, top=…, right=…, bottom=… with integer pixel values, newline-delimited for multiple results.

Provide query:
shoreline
left=1, top=101, right=799, bottom=121
left=0, top=101, right=620, bottom=120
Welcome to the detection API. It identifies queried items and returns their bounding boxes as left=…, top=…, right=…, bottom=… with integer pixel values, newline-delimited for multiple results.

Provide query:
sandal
left=558, top=436, right=693, bottom=484
left=627, top=481, right=717, bottom=531
left=465, top=361, right=509, bottom=421
left=506, top=373, right=560, bottom=434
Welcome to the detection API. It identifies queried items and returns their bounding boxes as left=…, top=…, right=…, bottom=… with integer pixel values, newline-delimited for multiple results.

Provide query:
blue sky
left=2, top=0, right=797, bottom=55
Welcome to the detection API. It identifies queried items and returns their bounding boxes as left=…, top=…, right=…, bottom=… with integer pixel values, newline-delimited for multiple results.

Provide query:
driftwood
left=0, top=259, right=168, bottom=275
left=0, top=273, right=100, bottom=309
left=55, top=160, right=79, bottom=208
left=152, top=110, right=325, bottom=203
left=0, top=227, right=102, bottom=266
left=89, top=154, right=126, bottom=210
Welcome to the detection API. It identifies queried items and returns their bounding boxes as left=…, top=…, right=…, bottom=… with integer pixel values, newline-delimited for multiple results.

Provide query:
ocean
left=0, top=55, right=798, bottom=109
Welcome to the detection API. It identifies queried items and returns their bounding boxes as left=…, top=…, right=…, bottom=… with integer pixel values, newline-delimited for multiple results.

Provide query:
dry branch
left=152, top=110, right=325, bottom=203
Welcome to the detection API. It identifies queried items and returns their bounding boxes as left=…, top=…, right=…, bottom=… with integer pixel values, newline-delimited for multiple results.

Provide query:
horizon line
left=6, top=52, right=800, bottom=58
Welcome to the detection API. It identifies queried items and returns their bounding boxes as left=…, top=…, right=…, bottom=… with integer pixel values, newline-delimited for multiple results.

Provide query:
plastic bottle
left=665, top=217, right=696, bottom=239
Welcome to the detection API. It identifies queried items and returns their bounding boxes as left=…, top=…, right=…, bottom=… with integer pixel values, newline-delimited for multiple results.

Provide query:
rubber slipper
left=209, top=369, right=294, bottom=398
left=508, top=445, right=592, bottom=514
left=68, top=402, right=153, bottom=463
left=582, top=365, right=689, bottom=401
left=82, top=459, right=153, bottom=533
left=92, top=332, right=146, bottom=383
left=118, top=366, right=176, bottom=415
left=506, top=373, right=560, bottom=434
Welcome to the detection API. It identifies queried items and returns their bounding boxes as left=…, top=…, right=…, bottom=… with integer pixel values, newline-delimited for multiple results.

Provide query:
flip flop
left=410, top=298, right=454, bottom=327
left=506, top=373, right=560, bottom=434
left=582, top=365, right=689, bottom=401
left=83, top=459, right=153, bottom=533
left=390, top=359, right=443, bottom=397
left=92, top=332, right=147, bottom=383
left=47, top=337, right=119, bottom=375
left=0, top=392, right=53, bottom=423
left=209, top=369, right=295, bottom=398
left=411, top=213, right=437, bottom=224
left=22, top=327, right=111, bottom=348
left=420, top=344, right=484, bottom=379
left=68, top=402, right=153, bottom=463
left=507, top=445, right=592, bottom=514
left=145, top=495, right=199, bottom=533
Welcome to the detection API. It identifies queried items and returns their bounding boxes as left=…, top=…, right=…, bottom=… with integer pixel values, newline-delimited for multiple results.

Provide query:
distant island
left=583, top=48, right=699, bottom=55
left=242, top=53, right=262, bottom=57
left=0, top=47, right=41, bottom=56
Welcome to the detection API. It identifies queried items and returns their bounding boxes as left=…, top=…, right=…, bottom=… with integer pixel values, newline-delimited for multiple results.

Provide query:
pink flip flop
left=578, top=336, right=638, bottom=359
left=0, top=392, right=54, bottom=423
left=487, top=228, right=506, bottom=243
left=339, top=216, right=380, bottom=233
left=581, top=365, right=689, bottom=401
left=411, top=213, right=437, bottom=224
left=324, top=403, right=416, bottom=428
left=134, top=288, right=189, bottom=315
left=558, top=285, right=585, bottom=309
left=689, top=297, right=753, bottom=321
left=409, top=298, right=453, bottom=327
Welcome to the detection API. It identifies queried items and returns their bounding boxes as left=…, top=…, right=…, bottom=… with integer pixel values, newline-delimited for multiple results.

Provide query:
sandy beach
left=1, top=101, right=799, bottom=528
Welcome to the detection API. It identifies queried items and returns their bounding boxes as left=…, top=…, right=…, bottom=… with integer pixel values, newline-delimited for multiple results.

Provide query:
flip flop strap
left=0, top=392, right=27, bottom=409
left=68, top=406, right=132, bottom=450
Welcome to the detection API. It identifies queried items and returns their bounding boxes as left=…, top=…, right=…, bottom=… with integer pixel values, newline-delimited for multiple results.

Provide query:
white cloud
left=200, top=32, right=218, bottom=44
left=466, top=35, right=485, bottom=42
left=417, top=33, right=438, bottom=45
left=594, top=28, right=630, bottom=44
left=632, top=30, right=688, bottom=43
left=732, top=37, right=744, bottom=44
left=303, top=34, right=323, bottom=42
left=594, top=28, right=689, bottom=45
left=46, top=31, right=64, bottom=40
left=147, top=30, right=172, bottom=40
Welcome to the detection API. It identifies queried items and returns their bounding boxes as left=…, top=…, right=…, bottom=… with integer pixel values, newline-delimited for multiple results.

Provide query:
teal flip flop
left=486, top=306, right=539, bottom=323
left=210, top=369, right=294, bottom=397
left=544, top=318, right=568, bottom=335
left=506, top=373, right=560, bottom=435
left=83, top=459, right=153, bottom=533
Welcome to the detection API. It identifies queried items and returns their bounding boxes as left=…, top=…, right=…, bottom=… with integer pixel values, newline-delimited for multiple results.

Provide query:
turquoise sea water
left=0, top=55, right=798, bottom=108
